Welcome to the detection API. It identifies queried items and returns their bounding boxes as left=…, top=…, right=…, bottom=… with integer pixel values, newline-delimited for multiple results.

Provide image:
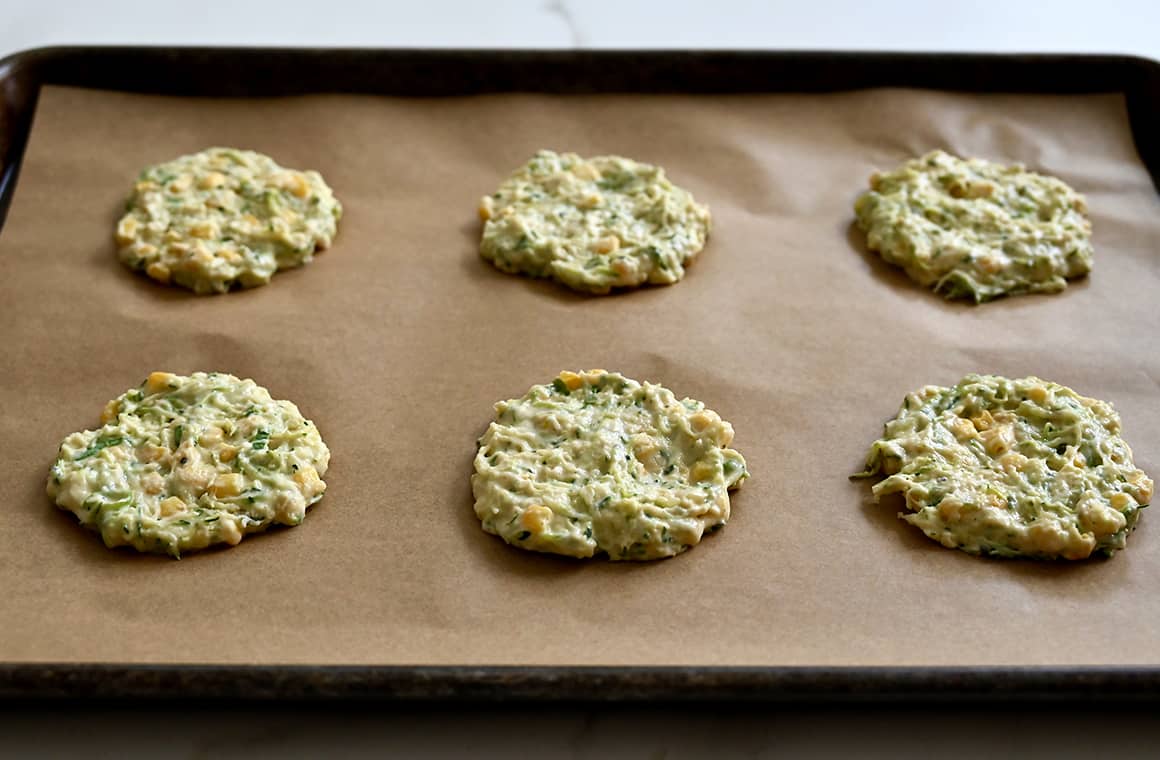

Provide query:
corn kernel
left=146, top=262, right=171, bottom=283
left=1110, top=492, right=1134, bottom=511
left=592, top=236, right=619, bottom=255
left=199, top=427, right=223, bottom=446
left=689, top=411, right=718, bottom=434
left=558, top=371, right=583, bottom=391
left=199, top=171, right=225, bottom=190
left=189, top=221, right=215, bottom=239
left=691, top=461, right=717, bottom=482
left=978, top=255, right=1003, bottom=273
left=1027, top=385, right=1048, bottom=404
left=293, top=466, right=326, bottom=498
left=100, top=399, right=120, bottom=424
left=159, top=496, right=186, bottom=517
left=949, top=417, right=976, bottom=441
left=210, top=473, right=244, bottom=497
left=145, top=372, right=177, bottom=394
left=218, top=517, right=243, bottom=545
left=520, top=504, right=553, bottom=533
left=115, top=217, right=139, bottom=245
left=573, top=163, right=599, bottom=180
left=970, top=410, right=994, bottom=431
left=478, top=197, right=494, bottom=221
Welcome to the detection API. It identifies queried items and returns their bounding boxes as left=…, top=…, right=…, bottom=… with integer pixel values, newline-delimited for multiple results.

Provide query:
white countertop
left=1, top=0, right=1158, bottom=60
left=3, top=1, right=1158, bottom=756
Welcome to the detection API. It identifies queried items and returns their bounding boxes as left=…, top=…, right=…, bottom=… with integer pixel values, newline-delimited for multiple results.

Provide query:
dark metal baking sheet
left=1, top=46, right=1158, bottom=703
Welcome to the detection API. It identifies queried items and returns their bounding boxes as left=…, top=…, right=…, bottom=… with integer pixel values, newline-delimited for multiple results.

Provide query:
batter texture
left=479, top=150, right=711, bottom=294
left=48, top=372, right=330, bottom=556
left=472, top=370, right=747, bottom=560
left=855, top=374, right=1152, bottom=559
left=116, top=147, right=341, bottom=294
left=854, top=150, right=1092, bottom=302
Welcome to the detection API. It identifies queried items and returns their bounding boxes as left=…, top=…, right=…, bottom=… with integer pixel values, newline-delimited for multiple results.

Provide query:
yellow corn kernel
left=998, top=452, right=1029, bottom=474
left=688, top=411, right=719, bottom=434
left=1027, top=385, right=1048, bottom=405
left=100, top=399, right=120, bottom=424
left=159, top=496, right=185, bottom=517
left=573, top=163, right=599, bottom=180
left=134, top=180, right=158, bottom=194
left=168, top=175, right=191, bottom=193
left=199, top=171, right=225, bottom=190
left=970, top=410, right=994, bottom=431
left=579, top=192, right=603, bottom=209
left=592, top=236, right=619, bottom=255
left=293, top=466, right=326, bottom=498
left=145, top=371, right=177, bottom=394
left=949, top=417, right=976, bottom=441
left=520, top=504, right=553, bottom=533
left=938, top=499, right=963, bottom=521
left=691, top=461, right=717, bottom=482
left=218, top=445, right=239, bottom=463
left=477, top=196, right=494, bottom=221
left=1027, top=522, right=1067, bottom=553
left=979, top=425, right=1013, bottom=456
left=977, top=255, right=1003, bottom=274
left=558, top=371, right=583, bottom=391
left=115, top=217, right=139, bottom=245
left=139, top=444, right=168, bottom=463
left=218, top=517, right=243, bottom=545
left=1134, top=475, right=1154, bottom=503
left=1061, top=536, right=1097, bottom=560
left=282, top=173, right=310, bottom=198
left=631, top=434, right=660, bottom=465
left=141, top=473, right=165, bottom=495
left=189, top=221, right=215, bottom=239
left=199, top=427, right=223, bottom=446
left=146, top=262, right=171, bottom=283
left=583, top=368, right=607, bottom=378
left=210, top=473, right=244, bottom=498
left=1110, top=492, right=1134, bottom=511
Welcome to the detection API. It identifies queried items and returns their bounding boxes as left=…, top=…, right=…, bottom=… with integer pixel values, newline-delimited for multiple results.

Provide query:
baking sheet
left=2, top=85, right=1158, bottom=668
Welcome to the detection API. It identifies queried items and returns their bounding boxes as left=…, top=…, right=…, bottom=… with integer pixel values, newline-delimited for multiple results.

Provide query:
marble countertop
left=2, top=1, right=1158, bottom=756
left=1, top=0, right=1158, bottom=59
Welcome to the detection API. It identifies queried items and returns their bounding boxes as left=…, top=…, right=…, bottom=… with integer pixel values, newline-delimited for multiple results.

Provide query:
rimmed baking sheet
left=2, top=50, right=1159, bottom=698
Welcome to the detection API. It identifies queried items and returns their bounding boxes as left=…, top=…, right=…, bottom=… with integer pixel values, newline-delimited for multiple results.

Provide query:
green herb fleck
left=75, top=436, right=124, bottom=460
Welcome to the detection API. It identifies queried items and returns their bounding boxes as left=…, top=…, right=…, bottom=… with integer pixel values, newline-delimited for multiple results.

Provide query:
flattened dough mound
left=47, top=372, right=330, bottom=557
left=116, top=147, right=342, bottom=294
left=478, top=150, right=711, bottom=294
left=472, top=370, right=747, bottom=560
left=856, top=374, right=1152, bottom=560
left=854, top=150, right=1092, bottom=302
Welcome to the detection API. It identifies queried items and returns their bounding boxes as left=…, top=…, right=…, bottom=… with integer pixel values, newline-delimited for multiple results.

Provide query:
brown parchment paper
left=1, top=85, right=1158, bottom=668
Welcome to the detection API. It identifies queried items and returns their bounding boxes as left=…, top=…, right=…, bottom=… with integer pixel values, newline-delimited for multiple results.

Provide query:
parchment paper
left=1, top=85, right=1158, bottom=667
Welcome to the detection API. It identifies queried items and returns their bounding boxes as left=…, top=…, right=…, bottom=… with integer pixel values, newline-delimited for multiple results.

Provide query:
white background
left=2, top=1, right=1159, bottom=756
